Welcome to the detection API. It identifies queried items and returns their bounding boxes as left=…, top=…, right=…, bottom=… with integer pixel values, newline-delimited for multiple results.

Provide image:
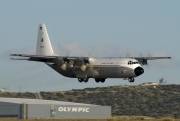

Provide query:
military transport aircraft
left=10, top=24, right=171, bottom=83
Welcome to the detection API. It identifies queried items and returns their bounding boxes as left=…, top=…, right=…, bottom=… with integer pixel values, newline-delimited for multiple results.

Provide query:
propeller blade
left=139, top=53, right=144, bottom=57
left=88, top=52, right=93, bottom=57
left=146, top=64, right=150, bottom=70
left=126, top=52, right=131, bottom=57
left=147, top=53, right=152, bottom=57
left=66, top=50, right=71, bottom=56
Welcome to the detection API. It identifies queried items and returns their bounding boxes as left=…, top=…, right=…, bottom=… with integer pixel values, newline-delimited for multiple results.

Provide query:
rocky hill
left=0, top=85, right=179, bottom=118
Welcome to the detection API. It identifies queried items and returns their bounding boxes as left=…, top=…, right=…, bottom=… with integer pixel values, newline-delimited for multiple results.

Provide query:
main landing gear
left=78, top=78, right=106, bottom=83
left=128, top=78, right=135, bottom=83
left=78, top=78, right=89, bottom=83
left=95, top=78, right=106, bottom=83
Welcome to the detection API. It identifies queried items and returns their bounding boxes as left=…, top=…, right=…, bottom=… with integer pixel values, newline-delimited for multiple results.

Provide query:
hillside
left=0, top=92, right=36, bottom=98
left=40, top=85, right=180, bottom=118
left=0, top=85, right=179, bottom=118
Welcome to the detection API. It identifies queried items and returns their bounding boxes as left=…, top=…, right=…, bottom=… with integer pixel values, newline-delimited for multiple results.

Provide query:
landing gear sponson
left=78, top=78, right=106, bottom=83
left=78, top=78, right=134, bottom=83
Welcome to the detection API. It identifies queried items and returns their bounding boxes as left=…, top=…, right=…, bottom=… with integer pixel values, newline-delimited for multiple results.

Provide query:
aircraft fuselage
left=48, top=57, right=144, bottom=81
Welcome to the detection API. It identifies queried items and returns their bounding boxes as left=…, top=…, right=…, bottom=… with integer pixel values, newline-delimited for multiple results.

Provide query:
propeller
left=139, top=53, right=144, bottom=57
left=87, top=52, right=93, bottom=57
left=79, top=57, right=90, bottom=71
left=52, top=57, right=71, bottom=70
left=126, top=52, right=131, bottom=58
left=139, top=53, right=152, bottom=70
left=66, top=49, right=71, bottom=57
left=79, top=52, right=95, bottom=72
left=79, top=57, right=96, bottom=72
left=55, top=52, right=95, bottom=72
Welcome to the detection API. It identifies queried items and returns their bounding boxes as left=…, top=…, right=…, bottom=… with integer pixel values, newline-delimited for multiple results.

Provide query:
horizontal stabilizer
left=10, top=54, right=57, bottom=58
left=10, top=58, right=29, bottom=60
left=10, top=54, right=79, bottom=60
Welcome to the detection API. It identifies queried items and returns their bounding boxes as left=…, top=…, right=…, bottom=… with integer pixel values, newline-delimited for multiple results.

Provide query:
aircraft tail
left=36, top=24, right=54, bottom=55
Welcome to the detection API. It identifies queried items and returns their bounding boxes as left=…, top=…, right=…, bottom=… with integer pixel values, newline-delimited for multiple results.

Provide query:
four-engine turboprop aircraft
left=10, top=24, right=171, bottom=83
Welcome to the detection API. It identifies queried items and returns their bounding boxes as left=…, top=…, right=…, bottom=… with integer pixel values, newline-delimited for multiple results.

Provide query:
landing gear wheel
left=128, top=78, right=134, bottom=83
left=84, top=78, right=89, bottom=83
left=78, top=78, right=89, bottom=83
left=95, top=79, right=100, bottom=83
left=78, top=78, right=83, bottom=83
left=95, top=78, right=106, bottom=83
left=100, top=78, right=105, bottom=83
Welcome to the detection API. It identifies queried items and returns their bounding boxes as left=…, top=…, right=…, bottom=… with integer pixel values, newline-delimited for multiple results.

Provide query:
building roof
left=0, top=97, right=97, bottom=106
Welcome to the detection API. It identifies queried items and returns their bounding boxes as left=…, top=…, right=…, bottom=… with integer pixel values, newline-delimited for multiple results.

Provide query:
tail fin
left=36, top=24, right=54, bottom=55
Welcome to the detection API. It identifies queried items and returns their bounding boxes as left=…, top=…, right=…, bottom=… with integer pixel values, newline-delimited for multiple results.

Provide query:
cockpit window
left=128, top=61, right=139, bottom=65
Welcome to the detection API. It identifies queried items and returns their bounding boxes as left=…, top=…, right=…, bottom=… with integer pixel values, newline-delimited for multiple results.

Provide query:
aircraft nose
left=134, top=67, right=144, bottom=76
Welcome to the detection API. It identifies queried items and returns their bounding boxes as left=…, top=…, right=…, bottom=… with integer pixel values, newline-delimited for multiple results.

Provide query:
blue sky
left=0, top=0, right=179, bottom=92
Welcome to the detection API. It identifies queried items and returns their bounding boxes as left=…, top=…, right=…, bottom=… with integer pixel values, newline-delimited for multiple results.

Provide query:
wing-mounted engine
left=74, top=57, right=95, bottom=71
left=72, top=57, right=98, bottom=78
left=138, top=58, right=148, bottom=66
left=52, top=57, right=74, bottom=70
left=135, top=56, right=171, bottom=69
left=51, top=56, right=95, bottom=71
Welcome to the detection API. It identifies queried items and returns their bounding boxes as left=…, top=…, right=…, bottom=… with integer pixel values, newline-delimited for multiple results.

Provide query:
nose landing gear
left=128, top=78, right=134, bottom=83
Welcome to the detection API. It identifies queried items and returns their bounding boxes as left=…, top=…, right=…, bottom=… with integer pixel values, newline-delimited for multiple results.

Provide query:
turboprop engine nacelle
left=52, top=57, right=69, bottom=70
left=87, top=69, right=99, bottom=77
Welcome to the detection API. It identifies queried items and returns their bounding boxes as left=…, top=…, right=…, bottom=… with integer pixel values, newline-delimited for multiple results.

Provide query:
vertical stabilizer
left=36, top=24, right=54, bottom=55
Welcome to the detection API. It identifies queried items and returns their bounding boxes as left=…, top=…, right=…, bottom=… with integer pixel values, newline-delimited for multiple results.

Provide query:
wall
left=27, top=104, right=111, bottom=119
left=0, top=102, right=20, bottom=118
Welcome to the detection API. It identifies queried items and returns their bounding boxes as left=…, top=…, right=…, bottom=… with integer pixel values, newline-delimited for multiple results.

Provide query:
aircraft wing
left=133, top=57, right=171, bottom=65
left=134, top=57, right=171, bottom=60
left=10, top=54, right=87, bottom=64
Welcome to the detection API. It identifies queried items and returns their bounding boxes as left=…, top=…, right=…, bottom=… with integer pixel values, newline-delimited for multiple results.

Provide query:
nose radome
left=134, top=67, right=144, bottom=76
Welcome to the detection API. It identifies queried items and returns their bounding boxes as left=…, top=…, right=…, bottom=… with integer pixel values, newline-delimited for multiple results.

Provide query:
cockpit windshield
left=128, top=61, right=139, bottom=65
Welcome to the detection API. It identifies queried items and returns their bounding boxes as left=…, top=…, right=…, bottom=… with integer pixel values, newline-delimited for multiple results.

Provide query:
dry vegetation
left=0, top=85, right=179, bottom=119
left=40, top=85, right=180, bottom=118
